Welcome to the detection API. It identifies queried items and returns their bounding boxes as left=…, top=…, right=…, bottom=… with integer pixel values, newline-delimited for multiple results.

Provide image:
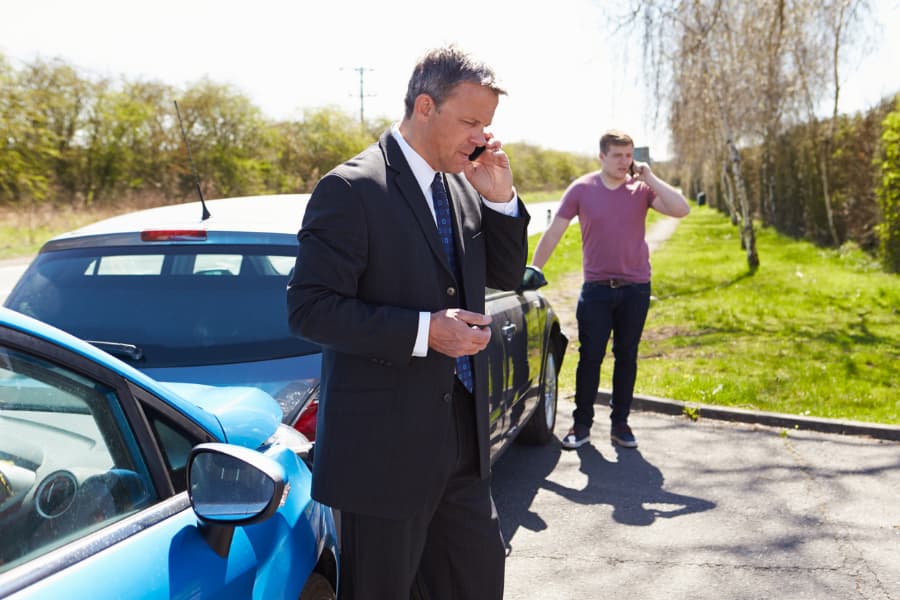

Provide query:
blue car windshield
left=5, top=244, right=320, bottom=368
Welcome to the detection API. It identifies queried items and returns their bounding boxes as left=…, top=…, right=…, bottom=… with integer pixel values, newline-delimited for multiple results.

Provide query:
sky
left=2, top=0, right=899, bottom=161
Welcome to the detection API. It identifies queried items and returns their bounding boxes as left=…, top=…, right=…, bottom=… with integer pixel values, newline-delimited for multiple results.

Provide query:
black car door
left=484, top=288, right=539, bottom=460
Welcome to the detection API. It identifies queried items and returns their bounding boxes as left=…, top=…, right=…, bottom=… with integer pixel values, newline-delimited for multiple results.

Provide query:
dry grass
left=0, top=193, right=174, bottom=259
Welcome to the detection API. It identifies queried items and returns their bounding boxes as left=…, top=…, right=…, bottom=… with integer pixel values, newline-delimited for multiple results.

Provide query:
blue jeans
left=573, top=281, right=651, bottom=428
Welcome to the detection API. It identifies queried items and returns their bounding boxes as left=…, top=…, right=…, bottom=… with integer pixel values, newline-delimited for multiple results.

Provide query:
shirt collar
left=391, top=123, right=440, bottom=197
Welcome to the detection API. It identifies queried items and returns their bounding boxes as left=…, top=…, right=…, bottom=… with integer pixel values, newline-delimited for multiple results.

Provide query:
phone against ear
left=469, top=146, right=486, bottom=161
left=629, top=162, right=636, bottom=177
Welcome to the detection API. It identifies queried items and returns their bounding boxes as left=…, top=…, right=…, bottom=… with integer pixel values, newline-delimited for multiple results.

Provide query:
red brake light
left=141, top=229, right=207, bottom=242
left=293, top=400, right=318, bottom=441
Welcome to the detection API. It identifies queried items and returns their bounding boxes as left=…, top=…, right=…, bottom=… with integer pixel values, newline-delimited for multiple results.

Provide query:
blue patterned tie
left=431, top=173, right=474, bottom=393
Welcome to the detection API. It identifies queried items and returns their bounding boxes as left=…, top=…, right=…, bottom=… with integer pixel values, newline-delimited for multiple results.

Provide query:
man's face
left=419, top=82, right=498, bottom=173
left=600, top=143, right=634, bottom=180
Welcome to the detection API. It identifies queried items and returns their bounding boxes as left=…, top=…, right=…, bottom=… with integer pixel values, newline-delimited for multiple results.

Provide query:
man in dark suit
left=287, top=45, right=529, bottom=599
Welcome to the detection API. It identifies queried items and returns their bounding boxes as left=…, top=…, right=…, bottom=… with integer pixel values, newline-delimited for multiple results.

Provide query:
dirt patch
left=641, top=325, right=699, bottom=341
left=541, top=270, right=582, bottom=343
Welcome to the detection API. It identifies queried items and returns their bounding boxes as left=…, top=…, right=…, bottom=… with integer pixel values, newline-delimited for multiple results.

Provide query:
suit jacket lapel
left=380, top=131, right=454, bottom=276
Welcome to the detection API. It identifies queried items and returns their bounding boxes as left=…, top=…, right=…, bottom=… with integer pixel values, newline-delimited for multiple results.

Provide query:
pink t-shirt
left=557, top=171, right=656, bottom=283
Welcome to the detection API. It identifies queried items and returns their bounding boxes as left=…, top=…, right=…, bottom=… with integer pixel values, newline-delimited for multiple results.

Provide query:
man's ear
left=414, top=93, right=435, bottom=119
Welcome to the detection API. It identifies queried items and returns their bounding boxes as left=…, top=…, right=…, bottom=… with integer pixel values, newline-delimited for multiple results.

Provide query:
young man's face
left=419, top=82, right=498, bottom=173
left=600, top=143, right=634, bottom=180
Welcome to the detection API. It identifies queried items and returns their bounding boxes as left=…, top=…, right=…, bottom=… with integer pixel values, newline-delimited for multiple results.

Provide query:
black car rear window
left=5, top=244, right=319, bottom=367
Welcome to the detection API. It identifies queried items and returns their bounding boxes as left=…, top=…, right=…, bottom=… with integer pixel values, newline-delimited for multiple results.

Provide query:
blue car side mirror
left=188, top=443, right=287, bottom=557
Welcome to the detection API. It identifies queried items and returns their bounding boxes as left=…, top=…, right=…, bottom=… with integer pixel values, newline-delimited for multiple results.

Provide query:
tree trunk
left=761, top=0, right=785, bottom=229
left=820, top=0, right=847, bottom=247
left=821, top=155, right=839, bottom=245
left=726, top=138, right=760, bottom=269
left=720, top=162, right=739, bottom=226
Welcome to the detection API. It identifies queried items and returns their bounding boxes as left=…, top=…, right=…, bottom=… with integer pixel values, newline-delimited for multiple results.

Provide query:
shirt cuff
left=412, top=311, right=430, bottom=357
left=482, top=188, right=519, bottom=217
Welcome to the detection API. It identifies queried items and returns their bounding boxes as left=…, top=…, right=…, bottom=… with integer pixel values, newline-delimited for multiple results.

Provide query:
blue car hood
left=160, top=381, right=282, bottom=448
left=142, top=354, right=321, bottom=420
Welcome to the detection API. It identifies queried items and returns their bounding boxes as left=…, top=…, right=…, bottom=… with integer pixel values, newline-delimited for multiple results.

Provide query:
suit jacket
left=287, top=130, right=529, bottom=519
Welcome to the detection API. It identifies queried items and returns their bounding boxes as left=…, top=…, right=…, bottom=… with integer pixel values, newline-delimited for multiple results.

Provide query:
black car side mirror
left=519, top=265, right=547, bottom=291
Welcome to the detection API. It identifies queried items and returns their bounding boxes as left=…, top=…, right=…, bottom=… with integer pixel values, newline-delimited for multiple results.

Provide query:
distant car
left=0, top=307, right=338, bottom=599
left=4, top=194, right=567, bottom=463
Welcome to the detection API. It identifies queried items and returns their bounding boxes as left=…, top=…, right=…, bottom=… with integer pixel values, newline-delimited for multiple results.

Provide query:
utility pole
left=344, top=66, right=375, bottom=125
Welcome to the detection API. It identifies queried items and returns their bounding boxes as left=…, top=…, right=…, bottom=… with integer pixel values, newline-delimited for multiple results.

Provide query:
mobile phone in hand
left=469, top=146, right=486, bottom=161
left=629, top=162, right=636, bottom=177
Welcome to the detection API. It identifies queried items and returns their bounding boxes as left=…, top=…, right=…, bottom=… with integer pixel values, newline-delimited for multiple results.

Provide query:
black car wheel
left=517, top=345, right=558, bottom=445
left=299, top=572, right=335, bottom=600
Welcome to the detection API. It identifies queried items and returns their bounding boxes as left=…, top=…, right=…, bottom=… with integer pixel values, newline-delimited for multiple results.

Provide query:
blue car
left=0, top=307, right=339, bottom=598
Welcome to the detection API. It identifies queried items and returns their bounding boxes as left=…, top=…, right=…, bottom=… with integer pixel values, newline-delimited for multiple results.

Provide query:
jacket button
left=442, top=392, right=452, bottom=403
left=446, top=286, right=456, bottom=296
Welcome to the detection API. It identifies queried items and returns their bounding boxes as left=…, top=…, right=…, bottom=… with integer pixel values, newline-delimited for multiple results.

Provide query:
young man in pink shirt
left=530, top=130, right=690, bottom=449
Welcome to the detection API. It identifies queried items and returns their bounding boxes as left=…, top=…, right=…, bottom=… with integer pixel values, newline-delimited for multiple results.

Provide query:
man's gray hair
left=403, top=45, right=506, bottom=119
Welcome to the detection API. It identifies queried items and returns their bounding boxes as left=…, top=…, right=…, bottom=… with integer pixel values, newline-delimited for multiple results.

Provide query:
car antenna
left=174, top=100, right=211, bottom=220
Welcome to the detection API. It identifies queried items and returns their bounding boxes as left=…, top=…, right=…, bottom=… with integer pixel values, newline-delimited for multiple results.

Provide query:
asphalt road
left=0, top=257, right=31, bottom=303
left=492, top=407, right=900, bottom=600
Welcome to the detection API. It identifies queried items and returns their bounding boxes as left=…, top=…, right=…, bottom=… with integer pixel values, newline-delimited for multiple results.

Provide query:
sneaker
left=610, top=423, right=638, bottom=448
left=561, top=424, right=591, bottom=449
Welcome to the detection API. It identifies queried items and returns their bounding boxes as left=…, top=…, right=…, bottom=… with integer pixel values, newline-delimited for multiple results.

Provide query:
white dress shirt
left=389, top=124, right=519, bottom=357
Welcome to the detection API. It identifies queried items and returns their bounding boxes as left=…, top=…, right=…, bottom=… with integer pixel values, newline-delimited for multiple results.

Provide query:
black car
left=4, top=194, right=567, bottom=463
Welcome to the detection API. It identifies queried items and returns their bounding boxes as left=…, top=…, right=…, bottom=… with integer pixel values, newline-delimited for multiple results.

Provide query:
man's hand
left=462, top=133, right=515, bottom=203
left=429, top=309, right=492, bottom=357
left=632, top=160, right=651, bottom=181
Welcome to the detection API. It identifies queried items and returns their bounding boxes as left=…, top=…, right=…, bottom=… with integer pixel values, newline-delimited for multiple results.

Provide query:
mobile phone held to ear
left=469, top=146, right=486, bottom=161
left=629, top=162, right=636, bottom=177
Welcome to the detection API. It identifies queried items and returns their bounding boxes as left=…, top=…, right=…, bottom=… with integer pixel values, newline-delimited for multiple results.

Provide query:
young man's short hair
left=599, top=130, right=634, bottom=154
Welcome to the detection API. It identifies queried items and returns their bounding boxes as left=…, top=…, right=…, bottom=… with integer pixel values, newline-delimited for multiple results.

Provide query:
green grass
left=521, top=190, right=566, bottom=203
left=0, top=225, right=52, bottom=259
left=532, top=205, right=900, bottom=425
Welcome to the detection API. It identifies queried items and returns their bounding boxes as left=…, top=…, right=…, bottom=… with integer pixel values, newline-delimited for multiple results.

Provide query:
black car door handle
left=501, top=322, right=516, bottom=341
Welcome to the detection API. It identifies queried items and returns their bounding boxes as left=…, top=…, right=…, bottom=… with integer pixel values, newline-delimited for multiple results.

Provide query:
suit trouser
left=337, top=380, right=506, bottom=600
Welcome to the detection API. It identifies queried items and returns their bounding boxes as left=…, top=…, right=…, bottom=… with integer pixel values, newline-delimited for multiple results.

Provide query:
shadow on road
left=491, top=442, right=564, bottom=548
left=493, top=438, right=716, bottom=549
left=548, top=443, right=716, bottom=526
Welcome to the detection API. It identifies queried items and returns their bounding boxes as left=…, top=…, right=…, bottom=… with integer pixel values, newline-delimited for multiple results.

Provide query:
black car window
left=140, top=403, right=198, bottom=493
left=6, top=245, right=319, bottom=368
left=0, top=345, right=157, bottom=574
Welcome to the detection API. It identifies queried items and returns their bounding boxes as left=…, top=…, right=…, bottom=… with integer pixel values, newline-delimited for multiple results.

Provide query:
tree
left=787, top=0, right=870, bottom=246
left=16, top=58, right=94, bottom=199
left=177, top=79, right=275, bottom=198
left=631, top=0, right=762, bottom=268
left=0, top=54, right=58, bottom=219
left=876, top=97, right=900, bottom=272
left=272, top=107, right=374, bottom=193
left=620, top=0, right=877, bottom=267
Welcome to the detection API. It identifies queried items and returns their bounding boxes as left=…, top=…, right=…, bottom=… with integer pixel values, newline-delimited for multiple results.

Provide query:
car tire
left=516, top=344, right=558, bottom=445
left=299, top=572, right=336, bottom=600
